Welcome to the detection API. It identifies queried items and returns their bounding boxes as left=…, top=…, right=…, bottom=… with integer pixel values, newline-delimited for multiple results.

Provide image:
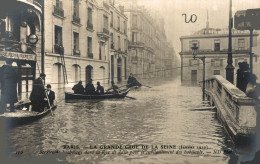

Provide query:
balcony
left=103, top=28, right=109, bottom=35
left=132, top=56, right=138, bottom=64
left=73, top=49, right=80, bottom=56
left=53, top=5, right=64, bottom=18
left=54, top=44, right=64, bottom=54
left=87, top=21, right=93, bottom=30
left=129, top=41, right=145, bottom=48
left=72, top=15, right=80, bottom=25
left=87, top=52, right=93, bottom=59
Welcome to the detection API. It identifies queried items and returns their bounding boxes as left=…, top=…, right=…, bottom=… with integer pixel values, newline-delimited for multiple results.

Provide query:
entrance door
left=117, top=58, right=122, bottom=82
left=85, top=65, right=93, bottom=84
left=191, top=70, right=197, bottom=84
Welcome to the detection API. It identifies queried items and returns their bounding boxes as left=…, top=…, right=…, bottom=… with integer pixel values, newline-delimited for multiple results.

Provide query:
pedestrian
left=0, top=59, right=18, bottom=114
left=45, top=84, right=55, bottom=108
left=127, top=73, right=141, bottom=88
left=85, top=79, right=95, bottom=95
left=29, top=73, right=46, bottom=112
left=96, top=81, right=104, bottom=94
left=236, top=62, right=244, bottom=91
left=72, top=81, right=84, bottom=94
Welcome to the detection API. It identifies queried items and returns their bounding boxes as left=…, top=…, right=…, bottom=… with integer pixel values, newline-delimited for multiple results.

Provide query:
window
left=104, top=15, right=108, bottom=30
left=214, top=40, right=220, bottom=51
left=238, top=39, right=245, bottom=50
left=133, top=14, right=137, bottom=26
left=73, top=0, right=79, bottom=17
left=55, top=25, right=62, bottom=45
left=117, top=16, right=120, bottom=31
left=110, top=11, right=113, bottom=27
left=118, top=36, right=120, bottom=50
left=132, top=32, right=137, bottom=42
left=73, top=32, right=79, bottom=51
left=87, top=37, right=92, bottom=53
left=110, top=33, right=114, bottom=49
left=211, top=59, right=223, bottom=67
left=88, top=8, right=92, bottom=24
left=189, top=40, right=199, bottom=51
left=213, top=70, right=220, bottom=75
left=123, top=21, right=126, bottom=34
left=124, top=39, right=127, bottom=51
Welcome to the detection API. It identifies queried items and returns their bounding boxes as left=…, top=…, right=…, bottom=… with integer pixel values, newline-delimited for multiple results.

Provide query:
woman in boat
left=0, top=59, right=18, bottom=114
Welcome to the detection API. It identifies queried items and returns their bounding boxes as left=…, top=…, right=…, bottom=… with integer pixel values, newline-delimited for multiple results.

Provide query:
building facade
left=108, top=1, right=128, bottom=83
left=0, top=0, right=43, bottom=95
left=180, top=28, right=258, bottom=85
left=44, top=0, right=111, bottom=89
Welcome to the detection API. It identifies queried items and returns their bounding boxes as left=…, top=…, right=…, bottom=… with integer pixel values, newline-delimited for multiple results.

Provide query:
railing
left=87, top=52, right=93, bottom=59
left=129, top=41, right=145, bottom=47
left=53, top=5, right=64, bottom=17
left=132, top=56, right=138, bottom=64
left=204, top=75, right=257, bottom=139
left=103, top=28, right=109, bottom=35
left=87, top=21, right=93, bottom=30
left=54, top=44, right=64, bottom=54
left=72, top=15, right=80, bottom=24
left=73, top=49, right=80, bottom=56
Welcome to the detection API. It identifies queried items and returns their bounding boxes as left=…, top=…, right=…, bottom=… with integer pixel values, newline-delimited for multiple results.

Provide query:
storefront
left=0, top=0, right=42, bottom=95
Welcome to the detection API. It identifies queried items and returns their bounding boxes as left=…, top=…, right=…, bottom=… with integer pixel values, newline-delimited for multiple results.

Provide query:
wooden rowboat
left=0, top=100, right=57, bottom=127
left=65, top=89, right=130, bottom=100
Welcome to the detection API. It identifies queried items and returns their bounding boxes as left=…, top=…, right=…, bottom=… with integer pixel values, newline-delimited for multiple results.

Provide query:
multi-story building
left=44, top=0, right=110, bottom=88
left=179, top=27, right=258, bottom=85
left=119, top=1, right=169, bottom=79
left=0, top=0, right=43, bottom=95
left=108, top=0, right=128, bottom=83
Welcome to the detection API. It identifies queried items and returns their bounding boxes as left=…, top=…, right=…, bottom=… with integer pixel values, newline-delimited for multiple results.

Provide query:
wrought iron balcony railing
left=54, top=44, right=64, bottom=54
left=53, top=5, right=64, bottom=17
left=103, top=28, right=109, bottom=35
left=87, top=21, right=93, bottom=30
left=87, top=52, right=93, bottom=59
left=73, top=49, right=80, bottom=56
left=72, top=15, right=80, bottom=24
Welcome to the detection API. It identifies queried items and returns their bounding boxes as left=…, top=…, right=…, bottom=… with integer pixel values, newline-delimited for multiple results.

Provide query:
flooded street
left=5, top=77, right=237, bottom=163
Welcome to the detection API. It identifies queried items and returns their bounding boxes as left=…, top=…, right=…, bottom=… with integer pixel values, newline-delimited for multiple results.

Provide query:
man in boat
left=127, top=73, right=141, bottom=88
left=29, top=73, right=46, bottom=112
left=85, top=79, right=96, bottom=95
left=0, top=59, right=18, bottom=114
left=106, top=81, right=120, bottom=93
left=44, top=84, right=55, bottom=108
left=96, top=81, right=104, bottom=94
left=72, top=81, right=85, bottom=94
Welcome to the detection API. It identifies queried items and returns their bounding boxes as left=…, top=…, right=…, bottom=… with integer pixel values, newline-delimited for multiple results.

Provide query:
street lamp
left=192, top=43, right=206, bottom=102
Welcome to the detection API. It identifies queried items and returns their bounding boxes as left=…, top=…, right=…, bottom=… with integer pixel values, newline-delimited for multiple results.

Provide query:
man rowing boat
left=127, top=73, right=141, bottom=88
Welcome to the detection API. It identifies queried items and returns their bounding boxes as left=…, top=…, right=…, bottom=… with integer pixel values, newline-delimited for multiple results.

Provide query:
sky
left=137, top=0, right=260, bottom=58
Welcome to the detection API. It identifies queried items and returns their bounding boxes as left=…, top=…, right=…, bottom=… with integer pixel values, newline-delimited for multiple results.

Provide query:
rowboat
left=65, top=89, right=131, bottom=100
left=0, top=100, right=57, bottom=127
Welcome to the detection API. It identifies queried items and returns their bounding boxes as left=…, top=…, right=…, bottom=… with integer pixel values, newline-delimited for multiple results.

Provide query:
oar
left=44, top=90, right=54, bottom=116
left=124, top=95, right=136, bottom=100
left=141, top=85, right=152, bottom=88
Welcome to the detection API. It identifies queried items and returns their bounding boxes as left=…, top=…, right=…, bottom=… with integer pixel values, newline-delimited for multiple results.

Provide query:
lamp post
left=192, top=43, right=206, bottom=102
left=226, top=0, right=235, bottom=84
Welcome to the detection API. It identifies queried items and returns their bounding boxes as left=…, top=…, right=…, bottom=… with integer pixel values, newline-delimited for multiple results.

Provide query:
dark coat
left=0, top=65, right=18, bottom=103
left=127, top=76, right=141, bottom=87
left=30, top=77, right=45, bottom=102
left=96, top=85, right=104, bottom=94
left=72, top=83, right=85, bottom=94
left=46, top=90, right=55, bottom=106
left=236, top=69, right=244, bottom=91
left=85, top=83, right=95, bottom=95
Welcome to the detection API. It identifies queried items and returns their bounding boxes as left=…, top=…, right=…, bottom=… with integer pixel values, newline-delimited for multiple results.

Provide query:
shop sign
left=0, top=51, right=36, bottom=61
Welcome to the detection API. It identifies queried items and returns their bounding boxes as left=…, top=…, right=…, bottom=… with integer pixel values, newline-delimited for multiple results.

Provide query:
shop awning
left=0, top=50, right=36, bottom=61
left=0, top=0, right=42, bottom=19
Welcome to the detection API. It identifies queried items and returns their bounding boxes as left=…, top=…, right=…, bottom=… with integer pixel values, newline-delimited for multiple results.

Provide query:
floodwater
left=2, top=77, right=259, bottom=164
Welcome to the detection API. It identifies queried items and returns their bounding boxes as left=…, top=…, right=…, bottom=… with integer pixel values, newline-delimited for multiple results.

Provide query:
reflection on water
left=5, top=77, right=257, bottom=163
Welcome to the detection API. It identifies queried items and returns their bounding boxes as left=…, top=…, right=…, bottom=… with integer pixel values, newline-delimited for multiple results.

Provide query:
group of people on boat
left=72, top=73, right=141, bottom=95
left=0, top=59, right=55, bottom=114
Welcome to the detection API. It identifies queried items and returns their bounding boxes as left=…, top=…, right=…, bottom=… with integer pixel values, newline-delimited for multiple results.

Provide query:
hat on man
left=46, top=84, right=51, bottom=88
left=40, top=73, right=46, bottom=78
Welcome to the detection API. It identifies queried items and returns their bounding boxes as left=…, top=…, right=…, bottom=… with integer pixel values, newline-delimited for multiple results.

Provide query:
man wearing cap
left=85, top=79, right=95, bottom=95
left=45, top=84, right=55, bottom=108
left=30, top=73, right=46, bottom=112
left=0, top=59, right=18, bottom=114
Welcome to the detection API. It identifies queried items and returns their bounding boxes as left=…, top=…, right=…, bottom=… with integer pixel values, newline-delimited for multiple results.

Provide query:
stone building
left=179, top=27, right=258, bottom=85
left=0, top=0, right=42, bottom=95
left=116, top=0, right=170, bottom=79
left=44, top=0, right=111, bottom=89
left=108, top=0, right=128, bottom=83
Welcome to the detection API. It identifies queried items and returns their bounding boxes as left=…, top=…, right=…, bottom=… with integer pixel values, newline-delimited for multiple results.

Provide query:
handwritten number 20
left=182, top=14, right=197, bottom=23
